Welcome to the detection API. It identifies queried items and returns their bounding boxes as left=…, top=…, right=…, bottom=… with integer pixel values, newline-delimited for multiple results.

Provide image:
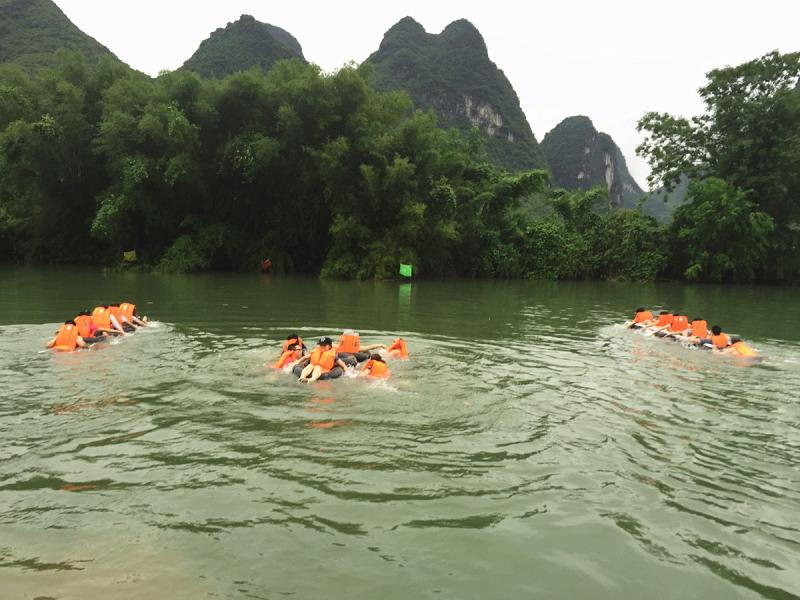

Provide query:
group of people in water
left=272, top=331, right=409, bottom=383
left=625, top=308, right=759, bottom=358
left=45, top=303, right=148, bottom=351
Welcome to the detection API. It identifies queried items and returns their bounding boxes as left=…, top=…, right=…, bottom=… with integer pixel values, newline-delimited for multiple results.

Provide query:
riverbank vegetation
left=0, top=50, right=798, bottom=282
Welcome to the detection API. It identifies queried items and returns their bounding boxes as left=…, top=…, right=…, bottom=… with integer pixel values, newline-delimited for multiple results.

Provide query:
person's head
left=65, top=319, right=76, bottom=326
left=287, top=333, right=299, bottom=341
left=102, top=304, right=109, bottom=308
left=318, top=336, right=333, bottom=348
left=691, top=317, right=703, bottom=323
left=711, top=325, right=722, bottom=336
left=289, top=343, right=301, bottom=353
left=660, top=310, right=671, bottom=315
left=635, top=307, right=645, bottom=314
left=110, top=303, right=120, bottom=308
left=370, top=353, right=384, bottom=362
left=78, top=310, right=90, bottom=317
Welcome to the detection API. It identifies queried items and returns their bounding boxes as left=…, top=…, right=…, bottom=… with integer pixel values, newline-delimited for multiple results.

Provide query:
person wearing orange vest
left=360, top=354, right=391, bottom=379
left=723, top=339, right=760, bottom=359
left=73, top=310, right=105, bottom=344
left=659, top=314, right=689, bottom=338
left=46, top=320, right=89, bottom=352
left=387, top=337, right=409, bottom=359
left=282, top=333, right=307, bottom=354
left=679, top=317, right=709, bottom=344
left=118, top=301, right=148, bottom=330
left=91, top=304, right=125, bottom=336
left=273, top=343, right=302, bottom=369
left=296, top=337, right=349, bottom=383
left=626, top=308, right=654, bottom=329
left=644, top=310, right=674, bottom=335
left=336, top=330, right=386, bottom=363
left=700, top=325, right=731, bottom=351
left=108, top=304, right=132, bottom=333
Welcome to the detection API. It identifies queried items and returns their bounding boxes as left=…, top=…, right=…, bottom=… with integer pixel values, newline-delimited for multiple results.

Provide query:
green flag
left=399, top=263, right=413, bottom=278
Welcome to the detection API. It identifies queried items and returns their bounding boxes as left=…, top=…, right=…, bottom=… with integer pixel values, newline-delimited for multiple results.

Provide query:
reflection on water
left=0, top=267, right=799, bottom=599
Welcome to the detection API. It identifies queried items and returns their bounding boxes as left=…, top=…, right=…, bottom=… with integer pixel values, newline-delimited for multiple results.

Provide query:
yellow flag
left=123, top=250, right=137, bottom=262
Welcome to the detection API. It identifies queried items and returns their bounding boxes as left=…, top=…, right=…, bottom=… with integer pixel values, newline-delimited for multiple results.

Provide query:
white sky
left=56, top=0, right=799, bottom=189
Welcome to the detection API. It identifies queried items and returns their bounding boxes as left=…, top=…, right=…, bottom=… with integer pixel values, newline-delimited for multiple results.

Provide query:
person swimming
left=626, top=308, right=654, bottom=329
left=295, top=337, right=350, bottom=383
left=46, top=320, right=88, bottom=352
left=336, top=330, right=386, bottom=363
left=360, top=353, right=390, bottom=378
left=273, top=343, right=302, bottom=369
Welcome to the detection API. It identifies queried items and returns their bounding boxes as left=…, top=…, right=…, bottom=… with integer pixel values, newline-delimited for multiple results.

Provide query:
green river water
left=1, top=266, right=799, bottom=599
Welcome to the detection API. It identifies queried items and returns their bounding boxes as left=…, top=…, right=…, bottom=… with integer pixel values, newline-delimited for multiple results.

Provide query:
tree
left=669, top=178, right=774, bottom=283
left=637, top=51, right=800, bottom=280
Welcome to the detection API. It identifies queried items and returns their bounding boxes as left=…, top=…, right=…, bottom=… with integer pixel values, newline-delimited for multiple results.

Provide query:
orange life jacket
left=273, top=350, right=298, bottom=369
left=362, top=359, right=390, bottom=378
left=338, top=332, right=360, bottom=354
left=387, top=338, right=408, bottom=358
left=52, top=324, right=79, bottom=351
left=731, top=341, right=757, bottom=357
left=669, top=315, right=689, bottom=333
left=74, top=315, right=92, bottom=338
left=91, top=306, right=111, bottom=329
left=710, top=333, right=730, bottom=349
left=282, top=337, right=303, bottom=352
left=108, top=305, right=122, bottom=324
left=310, top=347, right=336, bottom=372
left=690, top=320, right=708, bottom=339
left=120, top=302, right=136, bottom=321
left=634, top=310, right=653, bottom=324
left=655, top=314, right=673, bottom=327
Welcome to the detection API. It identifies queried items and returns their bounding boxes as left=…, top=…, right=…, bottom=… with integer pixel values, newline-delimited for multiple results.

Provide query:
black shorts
left=319, top=366, right=343, bottom=380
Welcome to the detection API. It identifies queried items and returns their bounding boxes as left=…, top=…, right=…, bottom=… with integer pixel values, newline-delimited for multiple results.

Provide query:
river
left=1, top=266, right=798, bottom=599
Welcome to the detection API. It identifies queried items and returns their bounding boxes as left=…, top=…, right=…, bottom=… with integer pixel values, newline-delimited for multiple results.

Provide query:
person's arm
left=132, top=315, right=147, bottom=326
left=361, top=343, right=387, bottom=352
left=45, top=335, right=56, bottom=348
left=335, top=358, right=348, bottom=370
left=76, top=336, right=88, bottom=348
left=295, top=355, right=311, bottom=367
left=109, top=315, right=126, bottom=335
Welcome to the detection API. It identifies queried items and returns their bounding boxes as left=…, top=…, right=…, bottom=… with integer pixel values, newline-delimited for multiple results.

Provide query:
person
left=659, top=314, right=689, bottom=338
left=723, top=339, right=760, bottom=358
left=74, top=310, right=104, bottom=344
left=680, top=317, right=709, bottom=344
left=46, top=320, right=88, bottom=351
left=387, top=337, right=409, bottom=359
left=626, top=308, right=653, bottom=329
left=360, top=354, right=390, bottom=378
left=108, top=304, right=133, bottom=333
left=283, top=333, right=307, bottom=354
left=643, top=310, right=674, bottom=335
left=296, top=337, right=349, bottom=383
left=120, top=302, right=147, bottom=329
left=91, top=304, right=125, bottom=336
left=336, top=330, right=386, bottom=363
left=273, top=343, right=302, bottom=369
left=701, top=325, right=731, bottom=351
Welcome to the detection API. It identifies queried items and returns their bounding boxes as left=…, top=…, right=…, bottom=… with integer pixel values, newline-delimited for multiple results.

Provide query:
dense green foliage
left=366, top=17, right=547, bottom=173
left=541, top=116, right=643, bottom=209
left=0, top=52, right=670, bottom=281
left=638, top=51, right=800, bottom=282
left=182, top=15, right=304, bottom=79
left=0, top=0, right=116, bottom=70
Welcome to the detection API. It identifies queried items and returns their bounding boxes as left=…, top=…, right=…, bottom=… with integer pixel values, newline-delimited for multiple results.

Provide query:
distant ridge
left=182, top=15, right=305, bottom=78
left=366, top=17, right=547, bottom=172
left=0, top=0, right=118, bottom=69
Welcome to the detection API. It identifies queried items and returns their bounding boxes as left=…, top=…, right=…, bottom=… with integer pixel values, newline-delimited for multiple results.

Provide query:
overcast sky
left=56, top=0, right=799, bottom=189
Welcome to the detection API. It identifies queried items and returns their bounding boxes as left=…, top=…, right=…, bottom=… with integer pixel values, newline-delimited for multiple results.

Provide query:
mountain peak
left=0, top=0, right=118, bottom=70
left=367, top=16, right=545, bottom=172
left=183, top=15, right=304, bottom=78
left=542, top=115, right=643, bottom=208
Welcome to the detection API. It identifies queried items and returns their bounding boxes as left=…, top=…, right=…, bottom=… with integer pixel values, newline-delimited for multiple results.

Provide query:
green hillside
left=0, top=0, right=117, bottom=69
left=182, top=15, right=305, bottom=78
left=541, top=115, right=643, bottom=208
left=366, top=17, right=546, bottom=172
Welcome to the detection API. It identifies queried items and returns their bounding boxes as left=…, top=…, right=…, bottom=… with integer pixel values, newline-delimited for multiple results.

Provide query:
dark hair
left=65, top=319, right=76, bottom=325
left=289, top=343, right=301, bottom=351
left=371, top=353, right=384, bottom=362
left=635, top=307, right=645, bottom=313
left=110, top=303, right=120, bottom=307
left=660, top=310, right=671, bottom=315
left=102, top=304, right=109, bottom=308
left=711, top=325, right=722, bottom=335
left=79, top=310, right=90, bottom=316
left=287, top=333, right=299, bottom=340
left=691, top=317, right=703, bottom=323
